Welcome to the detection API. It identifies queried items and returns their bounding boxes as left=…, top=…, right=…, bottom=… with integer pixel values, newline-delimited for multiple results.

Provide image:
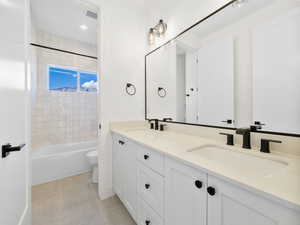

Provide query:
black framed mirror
left=145, top=0, right=300, bottom=137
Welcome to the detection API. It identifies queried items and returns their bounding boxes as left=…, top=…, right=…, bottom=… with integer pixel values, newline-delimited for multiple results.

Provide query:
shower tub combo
left=32, top=141, right=97, bottom=185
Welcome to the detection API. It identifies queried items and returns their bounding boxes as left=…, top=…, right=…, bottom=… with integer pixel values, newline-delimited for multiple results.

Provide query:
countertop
left=110, top=124, right=300, bottom=211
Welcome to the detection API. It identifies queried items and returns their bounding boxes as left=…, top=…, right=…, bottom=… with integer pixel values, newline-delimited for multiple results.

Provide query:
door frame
left=20, top=0, right=32, bottom=224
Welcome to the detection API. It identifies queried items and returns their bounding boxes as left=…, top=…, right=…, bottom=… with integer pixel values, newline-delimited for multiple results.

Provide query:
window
left=80, top=72, right=98, bottom=92
left=48, top=66, right=98, bottom=92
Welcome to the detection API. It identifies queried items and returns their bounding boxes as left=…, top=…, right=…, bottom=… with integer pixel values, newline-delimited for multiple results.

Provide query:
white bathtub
left=32, top=141, right=97, bottom=185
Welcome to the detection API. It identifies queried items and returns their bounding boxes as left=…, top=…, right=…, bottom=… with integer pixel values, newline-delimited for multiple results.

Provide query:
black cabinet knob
left=144, top=154, right=149, bottom=160
left=207, top=186, right=216, bottom=196
left=195, top=180, right=203, bottom=189
left=145, top=220, right=151, bottom=225
left=145, top=183, right=150, bottom=189
left=118, top=140, right=125, bottom=145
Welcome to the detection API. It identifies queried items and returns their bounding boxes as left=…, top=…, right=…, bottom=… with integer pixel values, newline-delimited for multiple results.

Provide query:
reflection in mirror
left=146, top=0, right=300, bottom=135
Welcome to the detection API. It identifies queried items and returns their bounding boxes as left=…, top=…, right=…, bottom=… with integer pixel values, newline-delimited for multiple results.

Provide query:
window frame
left=47, top=64, right=98, bottom=93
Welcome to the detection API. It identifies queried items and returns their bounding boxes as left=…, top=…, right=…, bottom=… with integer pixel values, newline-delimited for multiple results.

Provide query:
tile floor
left=32, top=173, right=136, bottom=225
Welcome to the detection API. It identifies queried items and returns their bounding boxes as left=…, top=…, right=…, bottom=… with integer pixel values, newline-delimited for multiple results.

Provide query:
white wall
left=89, top=0, right=147, bottom=199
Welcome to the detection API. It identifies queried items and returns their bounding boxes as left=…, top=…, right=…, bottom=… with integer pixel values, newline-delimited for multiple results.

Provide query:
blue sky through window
left=49, top=67, right=77, bottom=91
left=80, top=73, right=98, bottom=92
left=49, top=66, right=97, bottom=92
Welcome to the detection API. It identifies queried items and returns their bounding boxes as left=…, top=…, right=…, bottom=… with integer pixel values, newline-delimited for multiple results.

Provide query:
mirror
left=146, top=0, right=300, bottom=135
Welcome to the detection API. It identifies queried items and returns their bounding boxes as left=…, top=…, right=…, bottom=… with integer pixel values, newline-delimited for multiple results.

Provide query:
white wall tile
left=31, top=30, right=98, bottom=150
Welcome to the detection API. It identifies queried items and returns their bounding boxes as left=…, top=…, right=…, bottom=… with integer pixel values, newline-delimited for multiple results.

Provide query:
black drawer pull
left=145, top=220, right=151, bottom=225
left=145, top=183, right=150, bottom=189
left=144, top=154, right=149, bottom=160
left=207, top=186, right=216, bottom=196
left=195, top=180, right=203, bottom=189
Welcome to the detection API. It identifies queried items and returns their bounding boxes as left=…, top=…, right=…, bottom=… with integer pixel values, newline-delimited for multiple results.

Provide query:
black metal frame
left=144, top=0, right=300, bottom=138
left=30, top=43, right=98, bottom=59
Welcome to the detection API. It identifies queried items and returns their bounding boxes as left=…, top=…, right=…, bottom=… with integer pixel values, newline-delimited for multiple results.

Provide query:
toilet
left=86, top=151, right=98, bottom=183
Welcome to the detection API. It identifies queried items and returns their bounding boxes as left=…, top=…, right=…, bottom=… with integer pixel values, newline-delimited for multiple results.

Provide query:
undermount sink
left=187, top=144, right=288, bottom=177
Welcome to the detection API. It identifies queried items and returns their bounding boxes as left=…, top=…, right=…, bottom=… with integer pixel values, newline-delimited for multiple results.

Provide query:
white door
left=0, top=1, right=29, bottom=225
left=197, top=37, right=234, bottom=127
left=252, top=7, right=300, bottom=134
left=207, top=175, right=300, bottom=225
left=165, top=158, right=207, bottom=225
left=185, top=52, right=198, bottom=124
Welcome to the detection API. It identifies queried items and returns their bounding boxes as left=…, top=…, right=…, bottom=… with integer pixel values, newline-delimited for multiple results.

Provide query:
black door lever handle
left=2, top=143, right=26, bottom=158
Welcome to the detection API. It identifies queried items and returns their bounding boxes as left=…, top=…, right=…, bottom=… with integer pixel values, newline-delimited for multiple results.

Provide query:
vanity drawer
left=138, top=198, right=163, bottom=225
left=138, top=163, right=164, bottom=216
left=137, top=146, right=164, bottom=175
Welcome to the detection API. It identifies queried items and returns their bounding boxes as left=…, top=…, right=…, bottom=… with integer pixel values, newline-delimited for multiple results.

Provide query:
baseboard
left=99, top=187, right=114, bottom=200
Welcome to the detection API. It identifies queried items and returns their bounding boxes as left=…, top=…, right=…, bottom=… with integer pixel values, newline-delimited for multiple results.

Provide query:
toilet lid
left=86, top=151, right=98, bottom=157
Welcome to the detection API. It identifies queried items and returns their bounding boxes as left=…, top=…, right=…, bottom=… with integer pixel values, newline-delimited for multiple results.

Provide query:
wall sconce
left=148, top=19, right=168, bottom=45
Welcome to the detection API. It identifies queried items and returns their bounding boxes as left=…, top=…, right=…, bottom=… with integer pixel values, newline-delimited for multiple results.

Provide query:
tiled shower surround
left=31, top=30, right=98, bottom=150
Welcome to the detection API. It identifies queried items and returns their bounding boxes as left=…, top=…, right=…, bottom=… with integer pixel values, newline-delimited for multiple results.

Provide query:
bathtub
left=32, top=141, right=97, bottom=185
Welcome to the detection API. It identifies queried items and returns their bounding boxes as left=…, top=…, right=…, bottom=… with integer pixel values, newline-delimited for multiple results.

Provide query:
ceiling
left=31, top=0, right=98, bottom=45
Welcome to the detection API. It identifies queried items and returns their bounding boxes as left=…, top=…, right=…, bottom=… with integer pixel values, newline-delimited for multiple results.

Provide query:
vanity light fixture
left=148, top=19, right=168, bottom=45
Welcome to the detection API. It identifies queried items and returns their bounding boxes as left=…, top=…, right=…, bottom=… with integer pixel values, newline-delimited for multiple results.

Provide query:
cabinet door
left=113, top=135, right=138, bottom=220
left=207, top=175, right=300, bottom=225
left=165, top=158, right=207, bottom=225
left=112, top=135, right=124, bottom=198
left=122, top=139, right=138, bottom=220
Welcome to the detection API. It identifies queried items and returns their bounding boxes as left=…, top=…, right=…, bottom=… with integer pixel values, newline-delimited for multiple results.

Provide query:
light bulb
left=148, top=28, right=155, bottom=45
left=155, top=19, right=167, bottom=36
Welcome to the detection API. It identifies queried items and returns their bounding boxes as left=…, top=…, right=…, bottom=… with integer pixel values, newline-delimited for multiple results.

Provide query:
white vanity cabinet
left=112, top=133, right=300, bottom=225
left=112, top=134, right=137, bottom=220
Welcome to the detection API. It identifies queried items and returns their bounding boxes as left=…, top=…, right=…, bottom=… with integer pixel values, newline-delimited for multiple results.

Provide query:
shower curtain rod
left=30, top=43, right=98, bottom=60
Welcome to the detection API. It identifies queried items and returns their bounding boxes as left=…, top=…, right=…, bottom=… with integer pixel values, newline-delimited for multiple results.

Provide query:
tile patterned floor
left=32, top=173, right=136, bottom=225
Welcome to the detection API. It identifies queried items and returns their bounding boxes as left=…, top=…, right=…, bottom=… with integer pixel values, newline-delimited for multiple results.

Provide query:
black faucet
left=236, top=128, right=251, bottom=149
left=148, top=119, right=159, bottom=130
left=219, top=133, right=234, bottom=146
left=260, top=139, right=282, bottom=153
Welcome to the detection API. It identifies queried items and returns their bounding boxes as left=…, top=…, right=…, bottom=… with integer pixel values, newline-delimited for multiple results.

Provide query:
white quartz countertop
left=110, top=125, right=300, bottom=211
